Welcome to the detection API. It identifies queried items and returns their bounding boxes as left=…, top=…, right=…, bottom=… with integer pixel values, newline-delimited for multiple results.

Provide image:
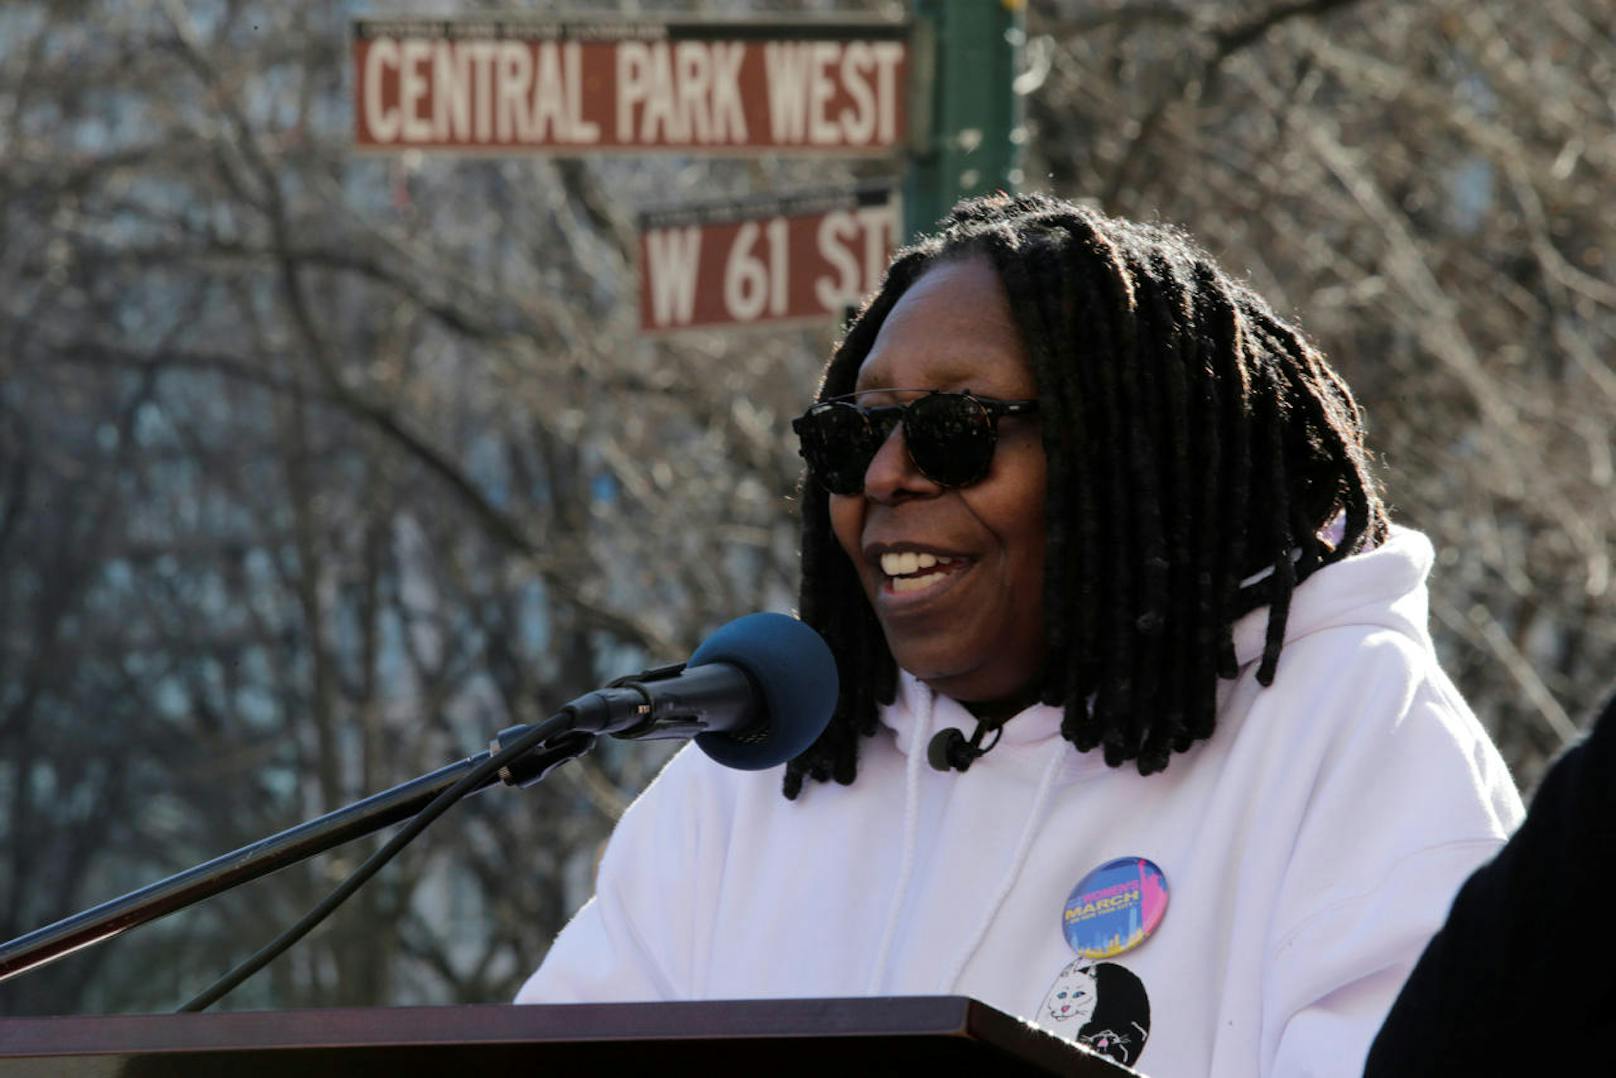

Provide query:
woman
left=517, top=194, right=1522, bottom=1077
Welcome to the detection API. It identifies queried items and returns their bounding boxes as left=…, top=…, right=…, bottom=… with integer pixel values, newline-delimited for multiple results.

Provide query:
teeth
left=879, top=552, right=957, bottom=577
left=892, top=571, right=949, bottom=593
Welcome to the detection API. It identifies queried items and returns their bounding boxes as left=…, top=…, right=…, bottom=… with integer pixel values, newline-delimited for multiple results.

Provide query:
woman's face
left=830, top=255, right=1047, bottom=706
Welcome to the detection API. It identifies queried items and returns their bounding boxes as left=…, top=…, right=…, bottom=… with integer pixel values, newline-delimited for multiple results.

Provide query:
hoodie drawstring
left=936, top=744, right=1064, bottom=993
left=865, top=683, right=933, bottom=995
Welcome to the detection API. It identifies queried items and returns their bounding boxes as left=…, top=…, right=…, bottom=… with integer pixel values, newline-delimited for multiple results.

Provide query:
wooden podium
left=0, top=996, right=1135, bottom=1075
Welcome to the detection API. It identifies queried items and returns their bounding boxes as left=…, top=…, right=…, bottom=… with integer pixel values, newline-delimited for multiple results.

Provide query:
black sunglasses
left=792, top=389, right=1039, bottom=495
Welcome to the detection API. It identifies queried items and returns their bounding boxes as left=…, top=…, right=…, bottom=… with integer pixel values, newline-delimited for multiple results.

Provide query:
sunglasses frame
left=792, top=389, right=1039, bottom=495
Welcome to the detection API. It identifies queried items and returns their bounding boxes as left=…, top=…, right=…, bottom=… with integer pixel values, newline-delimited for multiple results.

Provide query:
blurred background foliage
left=0, top=0, right=1610, bottom=1014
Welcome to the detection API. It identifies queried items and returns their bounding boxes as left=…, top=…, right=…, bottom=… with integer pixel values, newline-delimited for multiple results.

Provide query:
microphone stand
left=0, top=723, right=595, bottom=986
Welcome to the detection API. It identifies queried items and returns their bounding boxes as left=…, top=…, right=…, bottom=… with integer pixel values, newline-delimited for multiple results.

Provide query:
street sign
left=638, top=188, right=900, bottom=334
left=353, top=18, right=909, bottom=154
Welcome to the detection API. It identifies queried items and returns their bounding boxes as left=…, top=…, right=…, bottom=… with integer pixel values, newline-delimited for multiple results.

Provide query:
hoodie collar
left=881, top=670, right=1074, bottom=755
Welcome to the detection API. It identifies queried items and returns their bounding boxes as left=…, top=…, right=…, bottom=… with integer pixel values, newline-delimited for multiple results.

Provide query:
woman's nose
left=861, top=422, right=941, bottom=503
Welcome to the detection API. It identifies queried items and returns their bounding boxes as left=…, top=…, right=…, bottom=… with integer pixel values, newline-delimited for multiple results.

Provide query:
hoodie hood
left=1229, top=525, right=1435, bottom=666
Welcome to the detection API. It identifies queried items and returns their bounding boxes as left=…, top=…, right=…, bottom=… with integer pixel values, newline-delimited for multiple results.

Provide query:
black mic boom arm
left=0, top=723, right=594, bottom=985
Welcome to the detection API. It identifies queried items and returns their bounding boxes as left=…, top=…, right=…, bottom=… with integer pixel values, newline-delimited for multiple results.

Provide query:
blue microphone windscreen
left=687, top=612, right=838, bottom=770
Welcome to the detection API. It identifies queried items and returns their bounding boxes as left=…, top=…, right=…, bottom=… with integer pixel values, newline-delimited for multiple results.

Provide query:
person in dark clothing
left=1365, top=686, right=1616, bottom=1074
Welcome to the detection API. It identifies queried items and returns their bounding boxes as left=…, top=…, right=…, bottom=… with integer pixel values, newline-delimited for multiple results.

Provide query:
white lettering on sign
left=645, top=227, right=703, bottom=326
left=470, top=41, right=495, bottom=143
left=640, top=197, right=897, bottom=332
left=710, top=44, right=748, bottom=143
left=364, top=39, right=402, bottom=142
left=870, top=43, right=903, bottom=144
left=363, top=38, right=598, bottom=145
left=675, top=44, right=711, bottom=142
left=434, top=40, right=471, bottom=140
left=856, top=202, right=892, bottom=296
left=496, top=42, right=530, bottom=142
left=400, top=38, right=433, bottom=143
left=617, top=42, right=750, bottom=145
left=762, top=41, right=903, bottom=146
left=808, top=42, right=839, bottom=145
left=763, top=43, right=810, bottom=143
left=840, top=41, right=877, bottom=145
left=814, top=210, right=859, bottom=310
left=813, top=205, right=897, bottom=309
left=357, top=26, right=903, bottom=151
left=722, top=219, right=790, bottom=322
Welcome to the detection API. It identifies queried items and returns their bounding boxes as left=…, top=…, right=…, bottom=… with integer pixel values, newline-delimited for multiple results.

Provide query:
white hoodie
left=516, top=527, right=1523, bottom=1077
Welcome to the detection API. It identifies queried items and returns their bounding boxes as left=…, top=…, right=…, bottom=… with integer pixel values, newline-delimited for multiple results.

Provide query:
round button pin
left=1062, top=857, right=1169, bottom=959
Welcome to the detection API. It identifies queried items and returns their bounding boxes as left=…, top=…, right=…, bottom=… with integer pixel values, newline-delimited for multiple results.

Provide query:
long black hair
left=785, top=193, right=1389, bottom=797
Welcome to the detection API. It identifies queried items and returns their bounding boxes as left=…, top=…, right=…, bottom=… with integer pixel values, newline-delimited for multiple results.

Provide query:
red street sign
left=638, top=188, right=900, bottom=334
left=353, top=18, right=909, bottom=154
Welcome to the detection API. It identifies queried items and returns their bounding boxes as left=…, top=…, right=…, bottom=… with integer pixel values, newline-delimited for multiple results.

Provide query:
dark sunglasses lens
left=799, top=403, right=880, bottom=495
left=906, top=394, right=994, bottom=486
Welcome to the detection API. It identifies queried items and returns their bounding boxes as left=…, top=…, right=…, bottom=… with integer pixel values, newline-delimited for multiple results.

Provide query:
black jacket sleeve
left=1364, top=686, right=1616, bottom=1075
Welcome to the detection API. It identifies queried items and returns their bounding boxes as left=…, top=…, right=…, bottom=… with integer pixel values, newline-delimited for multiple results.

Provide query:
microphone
left=555, top=612, right=838, bottom=771
left=928, top=727, right=979, bottom=772
left=926, top=718, right=1006, bottom=773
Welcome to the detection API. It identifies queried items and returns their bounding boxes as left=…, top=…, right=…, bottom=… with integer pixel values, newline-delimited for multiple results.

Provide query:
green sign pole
left=904, top=0, right=1024, bottom=242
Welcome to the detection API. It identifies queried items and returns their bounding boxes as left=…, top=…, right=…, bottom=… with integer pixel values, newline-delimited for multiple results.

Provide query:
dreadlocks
left=783, top=193, right=1389, bottom=798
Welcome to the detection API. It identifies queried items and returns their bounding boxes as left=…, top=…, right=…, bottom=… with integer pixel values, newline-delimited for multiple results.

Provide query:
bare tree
left=0, top=0, right=851, bottom=1013
left=1027, top=0, right=1616, bottom=785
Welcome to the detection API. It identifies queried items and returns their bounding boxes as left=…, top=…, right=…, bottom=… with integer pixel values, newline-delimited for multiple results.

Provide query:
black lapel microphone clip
left=927, top=718, right=1006, bottom=773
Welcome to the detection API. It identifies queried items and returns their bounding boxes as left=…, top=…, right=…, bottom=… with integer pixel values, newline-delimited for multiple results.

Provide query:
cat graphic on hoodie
left=1039, top=958, right=1151, bottom=1067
